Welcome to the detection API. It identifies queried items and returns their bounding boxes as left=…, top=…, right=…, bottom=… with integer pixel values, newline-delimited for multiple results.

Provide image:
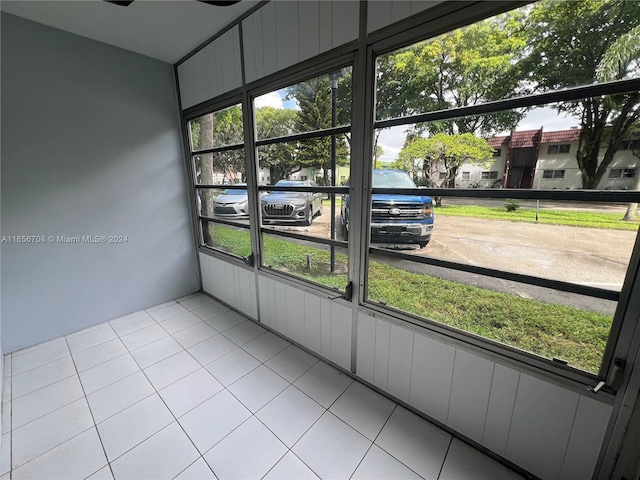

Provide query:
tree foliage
left=524, top=0, right=640, bottom=189
left=255, top=107, right=298, bottom=182
left=392, top=133, right=493, bottom=188
left=287, top=76, right=349, bottom=184
left=376, top=11, right=527, bottom=137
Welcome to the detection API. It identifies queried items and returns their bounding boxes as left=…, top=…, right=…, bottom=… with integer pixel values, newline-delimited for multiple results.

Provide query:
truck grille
left=371, top=201, right=423, bottom=219
left=264, top=204, right=294, bottom=216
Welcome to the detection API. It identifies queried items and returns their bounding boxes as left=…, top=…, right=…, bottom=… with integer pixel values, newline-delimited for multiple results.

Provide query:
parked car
left=214, top=186, right=249, bottom=219
left=261, top=180, right=323, bottom=225
left=341, top=169, right=434, bottom=247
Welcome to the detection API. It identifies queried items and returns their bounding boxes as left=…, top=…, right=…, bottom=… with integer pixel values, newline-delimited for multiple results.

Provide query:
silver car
left=214, top=187, right=249, bottom=219
left=261, top=180, right=323, bottom=225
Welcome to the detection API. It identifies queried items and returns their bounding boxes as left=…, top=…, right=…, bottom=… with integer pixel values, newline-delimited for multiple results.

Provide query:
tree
left=287, top=76, right=349, bottom=184
left=255, top=107, right=298, bottom=183
left=376, top=10, right=527, bottom=138
left=524, top=0, right=640, bottom=189
left=392, top=133, right=494, bottom=205
left=373, top=145, right=385, bottom=169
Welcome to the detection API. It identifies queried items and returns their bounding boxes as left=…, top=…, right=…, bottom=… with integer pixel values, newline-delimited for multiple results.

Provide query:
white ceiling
left=0, top=0, right=260, bottom=64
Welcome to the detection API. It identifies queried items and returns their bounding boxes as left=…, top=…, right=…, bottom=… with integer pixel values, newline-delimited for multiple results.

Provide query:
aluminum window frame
left=362, top=7, right=640, bottom=383
left=247, top=61, right=355, bottom=294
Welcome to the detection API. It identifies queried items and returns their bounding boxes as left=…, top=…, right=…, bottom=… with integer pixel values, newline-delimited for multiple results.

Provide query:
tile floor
left=0, top=293, right=524, bottom=479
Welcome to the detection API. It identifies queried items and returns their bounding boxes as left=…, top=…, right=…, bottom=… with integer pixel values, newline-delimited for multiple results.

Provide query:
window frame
left=247, top=61, right=355, bottom=295
left=363, top=13, right=640, bottom=384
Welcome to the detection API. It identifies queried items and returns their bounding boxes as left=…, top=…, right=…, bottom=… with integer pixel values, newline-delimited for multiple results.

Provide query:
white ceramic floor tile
left=178, top=390, right=251, bottom=454
left=188, top=335, right=238, bottom=367
left=11, top=341, right=70, bottom=376
left=263, top=451, right=320, bottom=480
left=71, top=338, right=128, bottom=372
left=204, top=416, right=287, bottom=480
left=12, top=356, right=76, bottom=399
left=205, top=348, right=261, bottom=387
left=228, top=365, right=289, bottom=413
left=66, top=323, right=111, bottom=339
left=242, top=332, right=291, bottom=363
left=375, top=406, right=452, bottom=479
left=66, top=325, right=118, bottom=354
left=159, top=368, right=223, bottom=418
left=160, top=312, right=204, bottom=335
left=256, top=385, right=325, bottom=448
left=146, top=300, right=177, bottom=312
left=181, top=294, right=215, bottom=311
left=329, top=381, right=396, bottom=441
left=110, top=313, right=156, bottom=337
left=144, top=351, right=201, bottom=390
left=294, top=361, right=352, bottom=408
left=292, top=412, right=371, bottom=479
left=204, top=310, right=246, bottom=332
left=87, top=371, right=155, bottom=424
left=222, top=321, right=267, bottom=346
left=12, top=428, right=107, bottom=480
left=440, top=438, right=523, bottom=480
left=176, top=292, right=202, bottom=303
left=86, top=465, right=114, bottom=480
left=149, top=303, right=190, bottom=322
left=265, top=345, right=318, bottom=383
left=79, top=354, right=140, bottom=395
left=130, top=336, right=184, bottom=369
left=192, top=302, right=230, bottom=321
left=175, top=458, right=217, bottom=480
left=120, top=325, right=169, bottom=352
left=97, top=394, right=174, bottom=462
left=11, top=337, right=65, bottom=358
left=12, top=375, right=84, bottom=429
left=111, top=422, right=200, bottom=480
left=173, top=322, right=219, bottom=350
left=12, top=398, right=94, bottom=468
left=352, top=444, right=421, bottom=479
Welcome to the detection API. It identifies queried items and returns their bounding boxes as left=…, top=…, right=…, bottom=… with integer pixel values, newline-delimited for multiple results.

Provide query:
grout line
left=436, top=436, right=454, bottom=480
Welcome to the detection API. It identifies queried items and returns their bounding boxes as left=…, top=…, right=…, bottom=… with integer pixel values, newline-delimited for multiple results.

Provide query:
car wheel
left=418, top=240, right=430, bottom=248
left=303, top=208, right=313, bottom=226
left=342, top=221, right=349, bottom=241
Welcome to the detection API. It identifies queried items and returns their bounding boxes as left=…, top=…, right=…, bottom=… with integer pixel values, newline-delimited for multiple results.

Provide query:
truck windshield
left=372, top=170, right=417, bottom=188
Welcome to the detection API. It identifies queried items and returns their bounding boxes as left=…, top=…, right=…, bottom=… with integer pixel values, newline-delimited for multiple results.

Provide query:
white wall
left=1, top=13, right=200, bottom=352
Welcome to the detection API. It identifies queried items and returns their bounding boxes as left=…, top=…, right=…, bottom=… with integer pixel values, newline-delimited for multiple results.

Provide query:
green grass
left=207, top=223, right=610, bottom=373
left=436, top=204, right=639, bottom=230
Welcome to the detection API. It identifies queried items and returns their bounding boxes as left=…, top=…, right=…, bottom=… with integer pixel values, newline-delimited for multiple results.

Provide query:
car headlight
left=292, top=201, right=306, bottom=207
left=422, top=202, right=433, bottom=218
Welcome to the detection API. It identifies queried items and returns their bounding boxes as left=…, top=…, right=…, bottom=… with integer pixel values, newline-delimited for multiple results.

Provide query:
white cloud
left=254, top=91, right=283, bottom=109
left=377, top=125, right=409, bottom=164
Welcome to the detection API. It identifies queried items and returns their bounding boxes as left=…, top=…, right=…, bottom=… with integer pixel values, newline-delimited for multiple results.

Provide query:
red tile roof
left=541, top=129, right=581, bottom=143
left=486, top=136, right=509, bottom=148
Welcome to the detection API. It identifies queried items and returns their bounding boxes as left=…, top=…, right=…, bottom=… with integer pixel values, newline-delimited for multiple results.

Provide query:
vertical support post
left=330, top=71, right=338, bottom=273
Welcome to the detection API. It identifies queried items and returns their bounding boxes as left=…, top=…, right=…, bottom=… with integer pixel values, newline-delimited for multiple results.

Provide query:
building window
left=301, top=176, right=308, bottom=180
left=481, top=171, right=498, bottom=179
left=610, top=168, right=636, bottom=179
left=543, top=169, right=565, bottom=179
left=624, top=168, right=637, bottom=178
left=493, top=148, right=502, bottom=157
left=609, top=169, right=622, bottom=178
left=548, top=144, right=571, bottom=154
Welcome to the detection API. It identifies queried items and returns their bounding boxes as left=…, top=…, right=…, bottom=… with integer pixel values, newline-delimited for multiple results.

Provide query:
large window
left=253, top=68, right=352, bottom=291
left=188, top=104, right=251, bottom=261
left=368, top=2, right=640, bottom=376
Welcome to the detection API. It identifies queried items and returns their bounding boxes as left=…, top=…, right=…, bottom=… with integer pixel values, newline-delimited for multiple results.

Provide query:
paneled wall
left=356, top=312, right=611, bottom=480
left=366, top=0, right=443, bottom=33
left=177, top=26, right=242, bottom=109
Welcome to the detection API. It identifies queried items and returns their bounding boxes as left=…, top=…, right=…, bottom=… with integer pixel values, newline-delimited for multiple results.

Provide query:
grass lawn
left=436, top=204, right=640, bottom=230
left=208, top=223, right=610, bottom=374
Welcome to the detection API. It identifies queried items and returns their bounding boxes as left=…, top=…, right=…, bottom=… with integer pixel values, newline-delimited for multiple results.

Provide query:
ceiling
left=0, top=0, right=260, bottom=64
